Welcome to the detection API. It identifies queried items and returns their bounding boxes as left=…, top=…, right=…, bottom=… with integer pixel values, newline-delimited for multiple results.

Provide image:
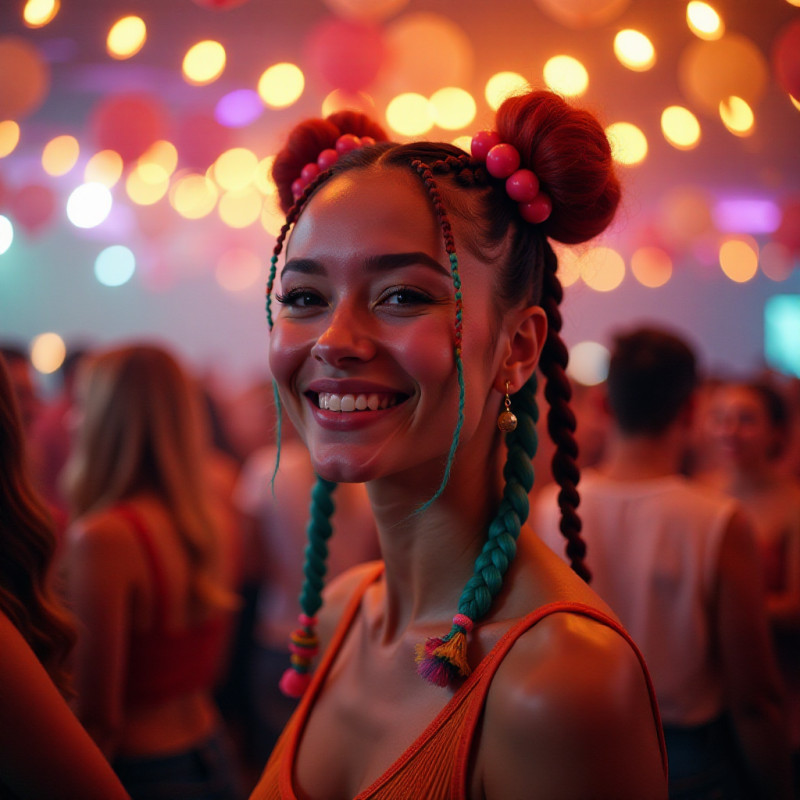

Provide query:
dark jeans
left=113, top=728, right=244, bottom=800
left=665, top=716, right=753, bottom=800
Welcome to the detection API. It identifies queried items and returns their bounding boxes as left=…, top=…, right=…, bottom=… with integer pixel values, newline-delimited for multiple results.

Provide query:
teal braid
left=269, top=379, right=283, bottom=497
left=298, top=476, right=338, bottom=617
left=453, top=374, right=539, bottom=626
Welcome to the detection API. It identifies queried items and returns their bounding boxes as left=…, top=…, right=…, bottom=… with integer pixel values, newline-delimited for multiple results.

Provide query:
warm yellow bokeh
left=107, top=16, right=147, bottom=60
left=30, top=332, right=66, bottom=375
left=543, top=55, right=589, bottom=97
left=254, top=156, right=277, bottom=196
left=719, top=96, right=755, bottom=136
left=139, top=140, right=178, bottom=175
left=661, top=106, right=701, bottom=150
left=0, top=121, right=21, bottom=158
left=614, top=29, right=656, bottom=71
left=485, top=72, right=529, bottom=111
left=42, top=134, right=79, bottom=176
left=258, top=63, right=305, bottom=108
left=386, top=93, right=433, bottom=137
left=23, top=0, right=60, bottom=28
left=631, top=246, right=673, bottom=287
left=429, top=87, right=476, bottom=130
left=170, top=173, right=219, bottom=219
left=84, top=150, right=123, bottom=187
left=606, top=122, right=648, bottom=165
left=218, top=187, right=262, bottom=229
left=214, top=148, right=259, bottom=192
left=686, top=1, right=724, bottom=40
left=719, top=236, right=758, bottom=282
left=555, top=246, right=581, bottom=287
left=126, top=163, right=169, bottom=205
left=791, top=95, right=800, bottom=112
left=580, top=247, right=626, bottom=291
left=183, top=41, right=226, bottom=86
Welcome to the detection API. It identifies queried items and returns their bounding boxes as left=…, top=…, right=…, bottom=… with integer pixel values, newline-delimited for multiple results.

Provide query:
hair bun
left=495, top=91, right=620, bottom=245
left=272, top=110, right=389, bottom=213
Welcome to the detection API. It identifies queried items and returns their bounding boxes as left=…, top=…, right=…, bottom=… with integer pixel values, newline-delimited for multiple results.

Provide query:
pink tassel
left=279, top=667, right=311, bottom=699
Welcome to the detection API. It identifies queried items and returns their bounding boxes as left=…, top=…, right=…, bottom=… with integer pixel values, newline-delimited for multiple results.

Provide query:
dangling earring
left=497, top=380, right=518, bottom=432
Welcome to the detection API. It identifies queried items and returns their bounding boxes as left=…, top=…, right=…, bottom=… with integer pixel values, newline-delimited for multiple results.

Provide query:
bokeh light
left=485, top=71, right=529, bottom=111
left=719, top=96, right=754, bottom=136
left=182, top=40, right=226, bottom=86
left=253, top=156, right=277, bottom=195
left=713, top=197, right=780, bottom=234
left=719, top=236, right=758, bottom=282
left=107, top=15, right=146, bottom=60
left=543, top=55, right=589, bottom=96
left=30, top=332, right=65, bottom=374
left=660, top=105, right=701, bottom=150
left=215, top=248, right=262, bottom=292
left=0, top=215, right=13, bottom=254
left=760, top=242, right=795, bottom=282
left=94, top=245, right=136, bottom=287
left=686, top=1, right=724, bottom=40
left=125, top=163, right=169, bottom=205
left=41, top=134, right=79, bottom=175
left=606, top=121, right=648, bottom=165
left=66, top=183, right=113, bottom=228
left=84, top=149, right=123, bottom=187
left=170, top=173, right=218, bottom=219
left=567, top=341, right=610, bottom=386
left=321, top=89, right=375, bottom=117
left=614, top=29, right=656, bottom=71
left=791, top=95, right=800, bottom=112
left=555, top=246, right=581, bottom=287
left=580, top=246, right=626, bottom=291
left=428, top=87, right=476, bottom=130
left=139, top=140, right=178, bottom=175
left=385, top=93, right=433, bottom=136
left=218, top=187, right=262, bottom=228
left=258, top=63, right=305, bottom=108
left=631, top=246, right=673, bottom=287
left=216, top=89, right=264, bottom=127
left=214, top=148, right=259, bottom=191
left=0, top=120, right=20, bottom=157
left=23, top=0, right=60, bottom=28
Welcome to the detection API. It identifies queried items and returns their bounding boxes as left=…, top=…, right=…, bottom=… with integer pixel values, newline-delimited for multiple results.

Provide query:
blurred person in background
left=0, top=352, right=129, bottom=800
left=63, top=343, right=244, bottom=800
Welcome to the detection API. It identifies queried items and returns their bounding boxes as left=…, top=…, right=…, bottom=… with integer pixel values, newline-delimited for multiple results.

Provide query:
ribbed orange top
left=250, top=563, right=666, bottom=800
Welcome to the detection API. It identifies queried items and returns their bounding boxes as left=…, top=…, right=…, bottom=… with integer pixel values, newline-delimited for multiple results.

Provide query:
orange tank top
left=250, top=563, right=667, bottom=800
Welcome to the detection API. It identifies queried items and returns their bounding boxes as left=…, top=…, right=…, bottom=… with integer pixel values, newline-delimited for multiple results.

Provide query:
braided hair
left=267, top=90, right=619, bottom=695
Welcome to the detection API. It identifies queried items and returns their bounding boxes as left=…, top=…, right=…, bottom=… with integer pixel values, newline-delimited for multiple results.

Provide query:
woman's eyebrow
left=281, top=252, right=450, bottom=277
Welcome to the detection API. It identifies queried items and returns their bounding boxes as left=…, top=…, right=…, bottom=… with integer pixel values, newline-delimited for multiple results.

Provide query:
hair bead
left=485, top=143, right=521, bottom=179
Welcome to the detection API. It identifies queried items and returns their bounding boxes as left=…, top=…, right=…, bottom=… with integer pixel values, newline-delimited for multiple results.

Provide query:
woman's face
left=706, top=385, right=779, bottom=468
left=269, top=166, right=514, bottom=485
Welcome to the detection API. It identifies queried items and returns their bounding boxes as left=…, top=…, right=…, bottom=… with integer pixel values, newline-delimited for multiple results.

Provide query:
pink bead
left=335, top=134, right=361, bottom=155
left=505, top=169, right=539, bottom=203
left=360, top=136, right=375, bottom=146
left=470, top=130, right=501, bottom=161
left=300, top=162, right=320, bottom=182
left=298, top=613, right=317, bottom=627
left=518, top=192, right=553, bottom=224
left=279, top=668, right=311, bottom=699
left=317, top=148, right=339, bottom=170
left=291, top=178, right=305, bottom=199
left=485, top=143, right=521, bottom=179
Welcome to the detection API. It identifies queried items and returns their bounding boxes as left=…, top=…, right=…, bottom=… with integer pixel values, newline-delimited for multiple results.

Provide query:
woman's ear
left=494, top=305, right=547, bottom=393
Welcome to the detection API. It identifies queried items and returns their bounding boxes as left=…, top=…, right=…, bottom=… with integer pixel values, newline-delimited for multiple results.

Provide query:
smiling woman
left=250, top=93, right=668, bottom=800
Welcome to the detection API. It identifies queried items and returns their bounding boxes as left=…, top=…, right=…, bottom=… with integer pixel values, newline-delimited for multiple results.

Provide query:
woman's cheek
left=268, top=323, right=312, bottom=392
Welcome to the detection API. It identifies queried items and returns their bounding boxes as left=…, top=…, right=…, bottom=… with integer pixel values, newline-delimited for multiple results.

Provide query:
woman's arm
left=0, top=612, right=129, bottom=800
left=767, top=494, right=800, bottom=629
left=65, top=517, right=135, bottom=758
left=479, top=613, right=667, bottom=799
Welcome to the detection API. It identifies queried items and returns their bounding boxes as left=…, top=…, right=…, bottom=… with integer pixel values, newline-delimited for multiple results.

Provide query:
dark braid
left=538, top=242, right=590, bottom=582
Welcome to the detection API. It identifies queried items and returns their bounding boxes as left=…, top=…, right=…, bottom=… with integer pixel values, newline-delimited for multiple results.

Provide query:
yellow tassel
left=432, top=630, right=471, bottom=678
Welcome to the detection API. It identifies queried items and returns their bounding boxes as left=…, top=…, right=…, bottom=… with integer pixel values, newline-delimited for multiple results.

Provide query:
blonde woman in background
left=63, top=343, right=243, bottom=800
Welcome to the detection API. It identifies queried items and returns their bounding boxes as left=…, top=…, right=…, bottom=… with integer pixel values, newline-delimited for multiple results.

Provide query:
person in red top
left=248, top=88, right=668, bottom=799
left=63, top=344, right=244, bottom=799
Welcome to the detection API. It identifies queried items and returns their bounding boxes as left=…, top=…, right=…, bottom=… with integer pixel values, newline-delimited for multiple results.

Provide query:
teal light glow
left=764, top=295, right=800, bottom=377
left=94, top=245, right=136, bottom=287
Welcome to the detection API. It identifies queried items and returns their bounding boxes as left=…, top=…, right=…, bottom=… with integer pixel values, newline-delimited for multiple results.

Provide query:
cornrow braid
left=416, top=375, right=539, bottom=685
left=538, top=242, right=590, bottom=582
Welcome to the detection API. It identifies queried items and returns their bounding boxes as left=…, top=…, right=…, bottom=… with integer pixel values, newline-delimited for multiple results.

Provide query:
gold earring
left=497, top=380, right=518, bottom=432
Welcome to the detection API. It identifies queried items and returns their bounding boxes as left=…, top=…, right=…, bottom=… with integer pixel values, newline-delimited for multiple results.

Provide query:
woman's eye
left=275, top=288, right=325, bottom=307
left=380, top=286, right=434, bottom=305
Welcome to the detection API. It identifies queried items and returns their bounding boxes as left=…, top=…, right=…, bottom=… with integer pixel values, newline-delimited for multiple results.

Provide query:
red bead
left=505, top=169, right=539, bottom=202
left=470, top=130, right=501, bottom=160
left=300, top=162, right=320, bottom=182
left=317, top=148, right=338, bottom=169
left=335, top=134, right=361, bottom=155
left=360, top=136, right=376, bottom=146
left=291, top=178, right=305, bottom=199
left=518, top=192, right=553, bottom=224
left=486, top=143, right=521, bottom=179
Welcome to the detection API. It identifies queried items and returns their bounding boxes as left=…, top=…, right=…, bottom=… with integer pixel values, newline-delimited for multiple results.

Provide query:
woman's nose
left=311, top=305, right=377, bottom=366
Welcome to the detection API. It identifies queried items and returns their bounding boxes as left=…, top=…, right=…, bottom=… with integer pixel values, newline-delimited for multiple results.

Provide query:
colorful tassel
left=280, top=614, right=319, bottom=699
left=415, top=614, right=474, bottom=688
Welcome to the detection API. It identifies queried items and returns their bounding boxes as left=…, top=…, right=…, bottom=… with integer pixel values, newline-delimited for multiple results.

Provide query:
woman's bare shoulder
left=477, top=610, right=667, bottom=799
left=317, top=561, right=383, bottom=644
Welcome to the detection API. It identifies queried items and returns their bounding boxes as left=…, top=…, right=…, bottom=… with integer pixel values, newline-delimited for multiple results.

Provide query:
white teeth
left=317, top=392, right=399, bottom=412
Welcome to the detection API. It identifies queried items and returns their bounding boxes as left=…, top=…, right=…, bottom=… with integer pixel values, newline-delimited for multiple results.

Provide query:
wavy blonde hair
left=64, top=343, right=234, bottom=618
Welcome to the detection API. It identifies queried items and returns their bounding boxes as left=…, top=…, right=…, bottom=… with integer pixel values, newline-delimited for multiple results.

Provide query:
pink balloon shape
left=175, top=112, right=233, bottom=170
left=90, top=93, right=168, bottom=164
left=9, top=183, right=56, bottom=236
left=304, top=18, right=386, bottom=93
left=773, top=20, right=800, bottom=100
